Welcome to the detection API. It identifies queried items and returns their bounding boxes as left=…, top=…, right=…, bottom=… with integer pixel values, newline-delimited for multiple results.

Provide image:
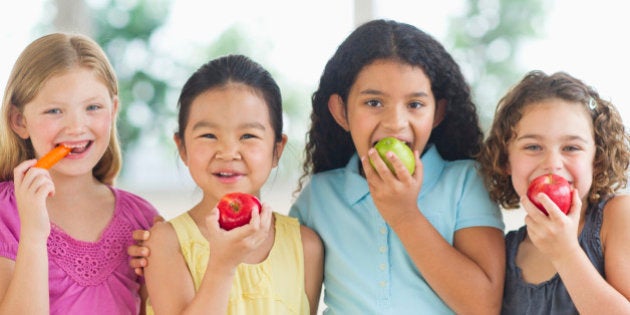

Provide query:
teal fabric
left=290, top=145, right=504, bottom=314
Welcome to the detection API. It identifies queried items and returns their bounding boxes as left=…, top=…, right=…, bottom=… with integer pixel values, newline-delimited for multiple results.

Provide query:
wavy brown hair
left=478, top=70, right=630, bottom=209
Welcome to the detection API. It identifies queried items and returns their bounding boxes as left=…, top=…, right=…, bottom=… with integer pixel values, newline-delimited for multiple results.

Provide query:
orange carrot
left=34, top=145, right=72, bottom=169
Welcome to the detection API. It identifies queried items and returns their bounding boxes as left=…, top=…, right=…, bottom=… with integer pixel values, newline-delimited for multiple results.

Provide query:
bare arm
left=300, top=225, right=324, bottom=315
left=0, top=245, right=50, bottom=314
left=363, top=150, right=505, bottom=314
left=395, top=220, right=505, bottom=314
left=0, top=162, right=54, bottom=314
left=143, top=221, right=198, bottom=315
left=542, top=194, right=630, bottom=314
left=146, top=205, right=273, bottom=315
left=129, top=216, right=165, bottom=276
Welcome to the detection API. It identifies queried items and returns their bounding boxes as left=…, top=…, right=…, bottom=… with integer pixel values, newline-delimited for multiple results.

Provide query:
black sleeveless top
left=501, top=198, right=607, bottom=315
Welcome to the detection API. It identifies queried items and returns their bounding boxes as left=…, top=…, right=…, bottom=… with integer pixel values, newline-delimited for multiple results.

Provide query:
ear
left=173, top=133, right=188, bottom=166
left=112, top=96, right=119, bottom=115
left=272, top=134, right=289, bottom=168
left=9, top=105, right=29, bottom=139
left=328, top=94, right=350, bottom=131
left=432, top=99, right=447, bottom=128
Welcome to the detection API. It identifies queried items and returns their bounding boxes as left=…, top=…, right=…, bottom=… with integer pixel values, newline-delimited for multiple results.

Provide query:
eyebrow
left=360, top=88, right=430, bottom=98
left=515, top=134, right=591, bottom=143
left=45, top=95, right=108, bottom=106
left=84, top=95, right=108, bottom=102
left=191, top=121, right=267, bottom=131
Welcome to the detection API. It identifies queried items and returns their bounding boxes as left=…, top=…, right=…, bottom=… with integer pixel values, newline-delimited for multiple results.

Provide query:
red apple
left=217, top=192, right=262, bottom=230
left=526, top=173, right=572, bottom=215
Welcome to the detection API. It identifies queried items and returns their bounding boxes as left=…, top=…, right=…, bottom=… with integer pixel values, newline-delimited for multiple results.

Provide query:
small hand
left=205, top=203, right=272, bottom=268
left=361, top=148, right=423, bottom=228
left=523, top=189, right=582, bottom=260
left=128, top=215, right=164, bottom=276
left=13, top=159, right=55, bottom=242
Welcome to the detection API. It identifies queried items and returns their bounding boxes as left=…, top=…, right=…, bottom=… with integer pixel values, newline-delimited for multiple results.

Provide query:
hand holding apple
left=217, top=192, right=262, bottom=230
left=526, top=173, right=572, bottom=215
left=371, top=137, right=415, bottom=175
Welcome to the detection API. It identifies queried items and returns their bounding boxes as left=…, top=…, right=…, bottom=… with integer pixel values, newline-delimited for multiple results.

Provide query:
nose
left=215, top=139, right=242, bottom=161
left=542, top=150, right=563, bottom=173
left=64, top=110, right=87, bottom=135
left=382, top=105, right=406, bottom=132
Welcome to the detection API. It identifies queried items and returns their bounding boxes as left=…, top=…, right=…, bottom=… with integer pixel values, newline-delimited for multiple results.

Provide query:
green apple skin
left=371, top=137, right=415, bottom=175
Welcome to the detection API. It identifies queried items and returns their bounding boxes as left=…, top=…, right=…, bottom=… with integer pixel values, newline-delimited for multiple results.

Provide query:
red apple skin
left=526, top=173, right=572, bottom=215
left=217, top=192, right=262, bottom=230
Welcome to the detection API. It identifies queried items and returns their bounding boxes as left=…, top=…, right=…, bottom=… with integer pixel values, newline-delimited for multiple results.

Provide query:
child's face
left=11, top=67, right=118, bottom=175
left=175, top=83, right=286, bottom=203
left=329, top=59, right=444, bottom=160
left=507, top=99, right=595, bottom=203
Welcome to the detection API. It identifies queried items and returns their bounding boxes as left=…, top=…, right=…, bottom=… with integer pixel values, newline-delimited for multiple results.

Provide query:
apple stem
left=230, top=201, right=241, bottom=212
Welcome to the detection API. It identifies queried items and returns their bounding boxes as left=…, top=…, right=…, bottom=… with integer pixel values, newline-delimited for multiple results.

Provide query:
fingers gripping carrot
left=34, top=145, right=71, bottom=169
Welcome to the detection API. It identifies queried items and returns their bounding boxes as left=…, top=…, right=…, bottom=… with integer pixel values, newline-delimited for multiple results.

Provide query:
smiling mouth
left=214, top=172, right=241, bottom=178
left=63, top=141, right=92, bottom=154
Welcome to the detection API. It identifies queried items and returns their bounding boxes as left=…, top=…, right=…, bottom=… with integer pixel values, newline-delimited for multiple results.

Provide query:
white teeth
left=63, top=141, right=91, bottom=154
left=64, top=142, right=89, bottom=149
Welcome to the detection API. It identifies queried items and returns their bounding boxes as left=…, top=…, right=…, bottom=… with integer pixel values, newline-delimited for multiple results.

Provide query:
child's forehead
left=30, top=67, right=111, bottom=103
left=359, top=59, right=427, bottom=76
left=352, top=59, right=432, bottom=94
left=520, top=98, right=589, bottom=117
left=187, top=87, right=271, bottom=125
left=514, top=100, right=594, bottom=137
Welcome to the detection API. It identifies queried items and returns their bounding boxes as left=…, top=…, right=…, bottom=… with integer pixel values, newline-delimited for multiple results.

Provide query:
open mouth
left=372, top=139, right=413, bottom=148
left=63, top=141, right=92, bottom=154
left=214, top=172, right=241, bottom=178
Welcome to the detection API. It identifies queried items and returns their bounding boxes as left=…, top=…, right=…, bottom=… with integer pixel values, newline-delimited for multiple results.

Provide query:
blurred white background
left=1, top=0, right=628, bottom=231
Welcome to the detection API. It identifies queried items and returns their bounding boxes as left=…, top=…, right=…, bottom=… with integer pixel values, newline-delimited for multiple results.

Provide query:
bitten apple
left=217, top=192, right=262, bottom=230
left=526, top=173, right=572, bottom=215
left=371, top=137, right=415, bottom=175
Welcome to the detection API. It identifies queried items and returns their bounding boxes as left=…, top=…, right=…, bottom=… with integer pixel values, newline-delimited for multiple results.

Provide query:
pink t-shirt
left=0, top=181, right=158, bottom=315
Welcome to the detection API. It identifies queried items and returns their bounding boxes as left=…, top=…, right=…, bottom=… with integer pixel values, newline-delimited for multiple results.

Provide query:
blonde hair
left=478, top=70, right=630, bottom=209
left=0, top=33, right=122, bottom=184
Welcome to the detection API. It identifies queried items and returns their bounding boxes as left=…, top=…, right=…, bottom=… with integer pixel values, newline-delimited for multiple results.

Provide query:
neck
left=49, top=172, right=102, bottom=197
left=190, top=194, right=219, bottom=217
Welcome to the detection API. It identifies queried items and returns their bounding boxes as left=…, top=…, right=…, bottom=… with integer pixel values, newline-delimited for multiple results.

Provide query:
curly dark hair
left=298, top=19, right=483, bottom=190
left=478, top=70, right=630, bottom=209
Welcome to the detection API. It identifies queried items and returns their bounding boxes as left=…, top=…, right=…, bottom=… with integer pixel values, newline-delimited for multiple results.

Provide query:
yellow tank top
left=163, top=212, right=309, bottom=315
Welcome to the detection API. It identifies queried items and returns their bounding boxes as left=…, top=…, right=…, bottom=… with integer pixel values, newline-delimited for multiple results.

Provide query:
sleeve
left=116, top=188, right=160, bottom=231
left=0, top=182, right=20, bottom=260
left=289, top=182, right=312, bottom=228
left=455, top=163, right=505, bottom=231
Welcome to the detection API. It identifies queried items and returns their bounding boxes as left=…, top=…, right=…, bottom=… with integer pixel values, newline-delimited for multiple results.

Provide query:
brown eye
left=408, top=101, right=423, bottom=109
left=366, top=99, right=381, bottom=107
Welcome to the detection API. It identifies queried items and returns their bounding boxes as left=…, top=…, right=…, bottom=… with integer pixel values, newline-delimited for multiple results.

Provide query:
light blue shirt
left=290, top=145, right=504, bottom=315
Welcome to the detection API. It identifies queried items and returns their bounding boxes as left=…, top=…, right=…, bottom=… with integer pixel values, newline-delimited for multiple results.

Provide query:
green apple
left=371, top=137, right=415, bottom=175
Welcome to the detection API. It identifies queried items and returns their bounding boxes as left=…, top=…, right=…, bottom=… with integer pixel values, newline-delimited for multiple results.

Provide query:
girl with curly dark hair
left=478, top=70, right=630, bottom=314
left=290, top=19, right=505, bottom=314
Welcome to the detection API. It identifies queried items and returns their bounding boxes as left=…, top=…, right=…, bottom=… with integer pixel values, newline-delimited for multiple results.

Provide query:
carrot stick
left=34, top=145, right=72, bottom=169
